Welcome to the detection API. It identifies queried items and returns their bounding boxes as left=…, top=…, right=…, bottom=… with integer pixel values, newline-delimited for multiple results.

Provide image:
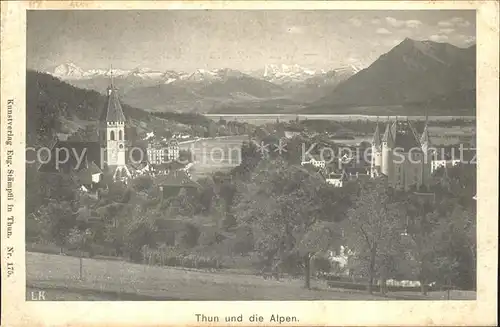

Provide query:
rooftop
left=99, top=86, right=126, bottom=123
left=154, top=170, right=199, bottom=188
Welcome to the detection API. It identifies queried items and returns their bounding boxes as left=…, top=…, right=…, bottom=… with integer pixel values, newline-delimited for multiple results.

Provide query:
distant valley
left=44, top=38, right=476, bottom=116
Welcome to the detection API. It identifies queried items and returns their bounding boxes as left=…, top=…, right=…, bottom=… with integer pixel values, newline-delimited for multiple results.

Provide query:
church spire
left=100, top=64, right=126, bottom=123
left=110, top=64, right=114, bottom=88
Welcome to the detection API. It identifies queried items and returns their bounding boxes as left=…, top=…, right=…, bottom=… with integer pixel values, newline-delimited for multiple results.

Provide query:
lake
left=179, top=136, right=247, bottom=180
left=205, top=114, right=476, bottom=126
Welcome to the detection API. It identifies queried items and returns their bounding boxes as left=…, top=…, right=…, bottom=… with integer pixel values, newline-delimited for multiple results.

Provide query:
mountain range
left=307, top=38, right=476, bottom=115
left=44, top=38, right=476, bottom=115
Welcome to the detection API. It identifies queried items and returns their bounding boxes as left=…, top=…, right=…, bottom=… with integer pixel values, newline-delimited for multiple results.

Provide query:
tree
left=402, top=194, right=441, bottom=295
left=298, top=221, right=341, bottom=288
left=345, top=179, right=406, bottom=294
left=232, top=140, right=261, bottom=177
left=67, top=227, right=93, bottom=279
left=131, top=175, right=154, bottom=193
left=433, top=205, right=476, bottom=290
left=404, top=211, right=441, bottom=295
left=37, top=200, right=77, bottom=252
left=235, top=161, right=346, bottom=288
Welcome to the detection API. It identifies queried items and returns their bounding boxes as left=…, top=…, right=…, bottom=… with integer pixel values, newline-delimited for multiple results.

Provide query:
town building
left=147, top=143, right=165, bottom=165
left=154, top=170, right=200, bottom=199
left=166, top=139, right=180, bottom=162
left=301, top=157, right=326, bottom=169
left=146, top=139, right=180, bottom=165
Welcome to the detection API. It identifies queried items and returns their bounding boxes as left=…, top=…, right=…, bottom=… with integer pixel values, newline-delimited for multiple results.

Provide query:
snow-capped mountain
left=45, top=62, right=360, bottom=113
left=52, top=63, right=87, bottom=79
left=51, top=63, right=163, bottom=80
left=250, top=63, right=362, bottom=84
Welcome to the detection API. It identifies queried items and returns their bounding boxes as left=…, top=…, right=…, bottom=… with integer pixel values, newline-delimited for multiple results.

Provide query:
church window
left=119, top=130, right=123, bottom=140
left=110, top=131, right=115, bottom=140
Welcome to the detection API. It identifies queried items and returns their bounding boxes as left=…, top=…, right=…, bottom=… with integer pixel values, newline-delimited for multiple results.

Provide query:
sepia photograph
left=23, top=9, right=480, bottom=302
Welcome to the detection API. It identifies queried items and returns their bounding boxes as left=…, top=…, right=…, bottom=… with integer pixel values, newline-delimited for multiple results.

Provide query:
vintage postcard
left=1, top=0, right=498, bottom=326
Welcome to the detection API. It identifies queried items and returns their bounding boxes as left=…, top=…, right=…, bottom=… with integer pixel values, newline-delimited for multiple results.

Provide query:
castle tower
left=99, top=70, right=130, bottom=181
left=370, top=118, right=382, bottom=177
left=380, top=117, right=394, bottom=177
left=420, top=115, right=431, bottom=154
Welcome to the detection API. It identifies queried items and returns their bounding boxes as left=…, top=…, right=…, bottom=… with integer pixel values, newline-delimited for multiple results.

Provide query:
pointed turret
left=382, top=118, right=394, bottom=147
left=420, top=115, right=431, bottom=153
left=372, top=118, right=381, bottom=149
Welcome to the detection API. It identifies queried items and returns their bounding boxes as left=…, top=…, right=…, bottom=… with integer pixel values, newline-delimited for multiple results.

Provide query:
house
left=154, top=170, right=200, bottom=199
left=129, top=161, right=155, bottom=177
left=430, top=146, right=476, bottom=173
left=301, top=157, right=326, bottom=169
left=325, top=171, right=348, bottom=188
left=345, top=166, right=371, bottom=181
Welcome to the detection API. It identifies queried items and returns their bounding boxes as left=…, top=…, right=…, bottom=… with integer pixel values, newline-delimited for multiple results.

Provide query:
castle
left=370, top=118, right=432, bottom=191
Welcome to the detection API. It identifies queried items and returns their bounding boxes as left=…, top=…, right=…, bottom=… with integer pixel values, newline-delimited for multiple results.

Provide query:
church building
left=370, top=118, right=432, bottom=191
left=98, top=80, right=132, bottom=182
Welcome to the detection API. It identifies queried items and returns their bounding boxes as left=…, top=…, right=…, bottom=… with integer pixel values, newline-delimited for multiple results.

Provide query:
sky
left=27, top=10, right=476, bottom=73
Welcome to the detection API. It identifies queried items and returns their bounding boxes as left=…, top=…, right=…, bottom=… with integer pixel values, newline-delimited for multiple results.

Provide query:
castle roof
left=372, top=123, right=381, bottom=148
left=393, top=120, right=422, bottom=152
left=381, top=119, right=395, bottom=145
left=100, top=86, right=126, bottom=123
left=420, top=116, right=431, bottom=147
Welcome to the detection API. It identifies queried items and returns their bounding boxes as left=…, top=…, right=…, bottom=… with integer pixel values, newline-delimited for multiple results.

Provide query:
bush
left=312, top=255, right=332, bottom=273
left=131, top=175, right=154, bottom=193
left=176, top=223, right=201, bottom=248
left=142, top=246, right=221, bottom=269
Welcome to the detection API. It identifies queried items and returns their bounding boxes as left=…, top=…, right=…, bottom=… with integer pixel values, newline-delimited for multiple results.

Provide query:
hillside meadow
left=26, top=252, right=475, bottom=301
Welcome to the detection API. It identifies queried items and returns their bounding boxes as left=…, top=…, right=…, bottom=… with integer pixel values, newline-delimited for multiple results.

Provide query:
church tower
left=99, top=71, right=130, bottom=181
left=370, top=118, right=382, bottom=177
left=380, top=117, right=394, bottom=177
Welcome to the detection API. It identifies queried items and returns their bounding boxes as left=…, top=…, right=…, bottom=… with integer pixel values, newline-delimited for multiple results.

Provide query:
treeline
left=260, top=117, right=476, bottom=137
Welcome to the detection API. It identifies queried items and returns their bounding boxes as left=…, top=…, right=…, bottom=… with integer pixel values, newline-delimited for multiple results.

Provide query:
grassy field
left=26, top=252, right=475, bottom=301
